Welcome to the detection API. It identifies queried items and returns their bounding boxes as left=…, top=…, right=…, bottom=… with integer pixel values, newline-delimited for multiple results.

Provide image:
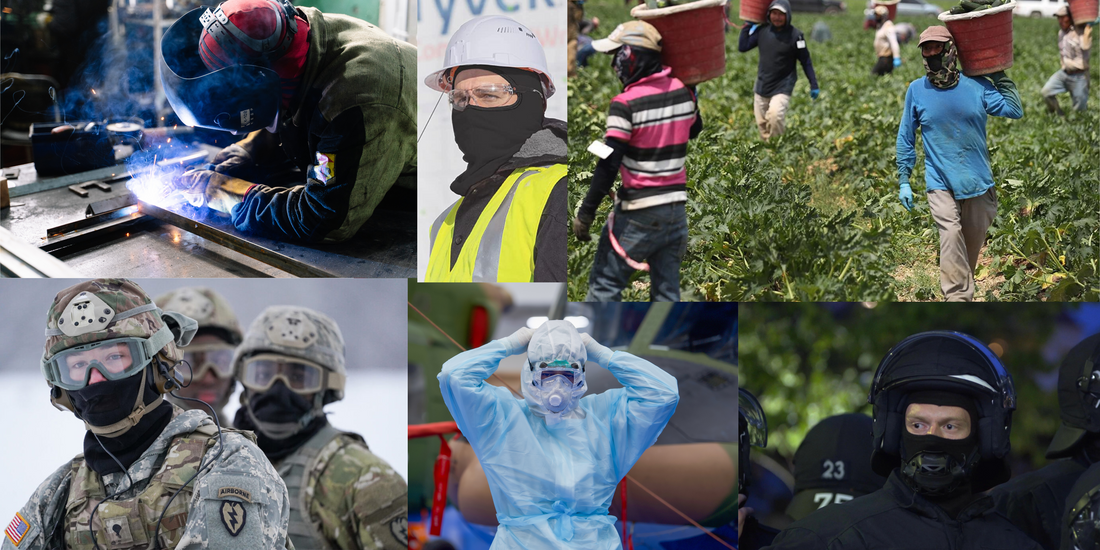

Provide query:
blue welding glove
left=893, top=57, right=902, bottom=67
left=899, top=182, right=914, bottom=211
left=175, top=169, right=254, bottom=214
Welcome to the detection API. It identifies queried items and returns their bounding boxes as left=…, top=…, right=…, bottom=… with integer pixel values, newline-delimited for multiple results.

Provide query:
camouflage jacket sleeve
left=2, top=462, right=74, bottom=550
left=311, top=441, right=408, bottom=550
left=175, top=432, right=292, bottom=550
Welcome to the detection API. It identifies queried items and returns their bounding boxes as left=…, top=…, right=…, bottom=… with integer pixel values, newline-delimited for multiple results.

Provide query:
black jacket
left=989, top=456, right=1090, bottom=550
left=737, top=0, right=819, bottom=97
left=741, top=515, right=781, bottom=550
left=762, top=470, right=1044, bottom=550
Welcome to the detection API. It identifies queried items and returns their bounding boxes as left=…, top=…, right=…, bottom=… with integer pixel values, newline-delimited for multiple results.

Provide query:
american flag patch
left=5, top=512, right=29, bottom=546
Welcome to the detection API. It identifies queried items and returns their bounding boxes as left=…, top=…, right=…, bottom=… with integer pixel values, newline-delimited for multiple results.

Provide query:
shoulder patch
left=217, top=486, right=253, bottom=503
left=5, top=512, right=29, bottom=546
left=220, top=501, right=247, bottom=536
left=390, top=516, right=408, bottom=546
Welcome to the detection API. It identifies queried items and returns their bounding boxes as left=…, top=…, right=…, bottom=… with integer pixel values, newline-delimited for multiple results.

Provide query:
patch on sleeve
left=5, top=512, right=29, bottom=546
left=797, top=39, right=806, bottom=49
left=220, top=501, right=247, bottom=536
left=390, top=516, right=408, bottom=546
left=308, top=152, right=337, bottom=185
left=217, top=486, right=253, bottom=503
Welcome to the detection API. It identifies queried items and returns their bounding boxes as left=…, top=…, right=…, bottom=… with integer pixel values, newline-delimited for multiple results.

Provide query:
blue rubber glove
left=749, top=23, right=759, bottom=33
left=893, top=57, right=902, bottom=67
left=899, top=183, right=914, bottom=211
left=810, top=88, right=820, bottom=100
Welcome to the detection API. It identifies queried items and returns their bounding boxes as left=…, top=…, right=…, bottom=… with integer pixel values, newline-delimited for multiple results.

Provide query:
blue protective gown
left=438, top=335, right=679, bottom=550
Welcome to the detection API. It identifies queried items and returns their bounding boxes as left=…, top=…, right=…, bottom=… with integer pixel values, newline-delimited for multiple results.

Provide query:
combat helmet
left=41, top=279, right=197, bottom=437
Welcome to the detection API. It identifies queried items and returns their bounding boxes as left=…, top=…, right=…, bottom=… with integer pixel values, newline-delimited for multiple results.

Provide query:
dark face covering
left=73, top=366, right=174, bottom=476
left=233, top=382, right=327, bottom=461
left=922, top=40, right=961, bottom=89
left=450, top=66, right=545, bottom=196
left=899, top=391, right=981, bottom=518
left=612, top=45, right=664, bottom=88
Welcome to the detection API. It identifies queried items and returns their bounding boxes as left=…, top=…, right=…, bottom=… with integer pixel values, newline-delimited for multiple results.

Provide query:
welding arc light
left=160, top=7, right=281, bottom=135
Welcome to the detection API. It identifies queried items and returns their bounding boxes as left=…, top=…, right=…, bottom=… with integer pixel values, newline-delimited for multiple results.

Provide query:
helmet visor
left=531, top=360, right=582, bottom=388
left=45, top=338, right=154, bottom=391
left=739, top=388, right=768, bottom=448
left=183, top=343, right=236, bottom=379
left=240, top=353, right=325, bottom=394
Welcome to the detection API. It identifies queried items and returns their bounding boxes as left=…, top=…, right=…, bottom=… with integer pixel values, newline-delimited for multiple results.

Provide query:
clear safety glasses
left=182, top=343, right=236, bottom=379
left=239, top=354, right=325, bottom=394
left=447, top=84, right=542, bottom=112
left=44, top=338, right=156, bottom=391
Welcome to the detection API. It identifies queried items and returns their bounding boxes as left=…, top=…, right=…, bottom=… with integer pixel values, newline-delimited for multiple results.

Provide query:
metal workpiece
left=0, top=226, right=82, bottom=278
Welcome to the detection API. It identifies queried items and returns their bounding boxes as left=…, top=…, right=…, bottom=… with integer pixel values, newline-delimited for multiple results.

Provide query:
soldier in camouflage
left=154, top=287, right=243, bottom=422
left=231, top=305, right=409, bottom=550
left=2, top=278, right=292, bottom=550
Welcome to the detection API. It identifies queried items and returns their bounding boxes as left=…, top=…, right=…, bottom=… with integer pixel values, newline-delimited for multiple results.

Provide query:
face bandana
left=923, top=40, right=960, bottom=89
left=449, top=66, right=545, bottom=196
left=612, top=45, right=664, bottom=88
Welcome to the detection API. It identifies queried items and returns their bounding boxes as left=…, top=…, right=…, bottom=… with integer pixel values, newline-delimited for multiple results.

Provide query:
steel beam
left=0, top=226, right=82, bottom=277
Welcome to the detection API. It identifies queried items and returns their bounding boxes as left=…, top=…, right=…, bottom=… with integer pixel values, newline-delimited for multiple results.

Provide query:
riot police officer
left=2, top=278, right=290, bottom=550
left=1062, top=461, right=1100, bottom=550
left=739, top=387, right=781, bottom=550
left=993, top=333, right=1100, bottom=550
left=155, top=287, right=243, bottom=421
left=763, top=331, right=1042, bottom=550
left=785, top=413, right=887, bottom=521
left=231, top=305, right=408, bottom=549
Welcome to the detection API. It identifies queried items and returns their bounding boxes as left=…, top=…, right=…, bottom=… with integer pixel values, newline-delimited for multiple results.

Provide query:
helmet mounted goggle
left=240, top=353, right=341, bottom=395
left=182, top=342, right=237, bottom=380
left=42, top=326, right=176, bottom=392
left=528, top=359, right=583, bottom=387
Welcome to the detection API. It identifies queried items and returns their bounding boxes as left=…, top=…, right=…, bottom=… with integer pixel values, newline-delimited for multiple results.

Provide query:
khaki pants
left=927, top=187, right=998, bottom=302
left=753, top=93, right=791, bottom=140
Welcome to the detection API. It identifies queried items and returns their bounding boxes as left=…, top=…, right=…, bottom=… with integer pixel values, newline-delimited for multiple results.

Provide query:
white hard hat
left=424, top=15, right=556, bottom=97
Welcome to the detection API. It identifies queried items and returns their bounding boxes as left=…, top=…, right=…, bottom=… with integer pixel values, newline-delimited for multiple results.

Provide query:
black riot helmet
left=160, top=5, right=289, bottom=134
left=1048, top=333, right=1100, bottom=459
left=786, top=413, right=888, bottom=520
left=868, top=331, right=1016, bottom=491
left=1065, top=461, right=1100, bottom=550
left=739, top=387, right=767, bottom=493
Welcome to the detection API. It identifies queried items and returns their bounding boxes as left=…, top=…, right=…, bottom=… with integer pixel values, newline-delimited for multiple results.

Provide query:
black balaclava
left=900, top=390, right=981, bottom=518
left=612, top=45, right=664, bottom=88
left=73, top=365, right=174, bottom=476
left=233, top=382, right=328, bottom=461
left=449, top=66, right=545, bottom=196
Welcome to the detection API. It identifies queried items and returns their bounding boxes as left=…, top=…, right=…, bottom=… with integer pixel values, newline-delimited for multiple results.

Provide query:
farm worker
left=738, top=387, right=781, bottom=550
left=437, top=321, right=679, bottom=550
left=154, top=287, right=242, bottom=421
left=990, top=334, right=1100, bottom=550
left=1041, top=5, right=1092, bottom=115
left=895, top=26, right=1023, bottom=302
left=572, top=20, right=702, bottom=302
left=738, top=0, right=820, bottom=141
left=162, top=0, right=416, bottom=242
left=231, top=306, right=408, bottom=549
left=424, top=15, right=567, bottom=283
left=761, top=331, right=1043, bottom=550
left=871, top=5, right=901, bottom=76
left=2, top=278, right=292, bottom=550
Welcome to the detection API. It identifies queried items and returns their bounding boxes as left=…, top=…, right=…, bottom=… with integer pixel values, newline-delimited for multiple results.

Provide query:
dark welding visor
left=160, top=7, right=280, bottom=135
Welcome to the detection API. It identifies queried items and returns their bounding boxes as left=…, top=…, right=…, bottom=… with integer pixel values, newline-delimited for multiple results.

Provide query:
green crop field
left=567, top=1, right=1099, bottom=301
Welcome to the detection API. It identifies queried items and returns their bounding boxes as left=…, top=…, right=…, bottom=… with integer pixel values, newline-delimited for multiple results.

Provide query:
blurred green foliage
left=739, top=303, right=1084, bottom=471
left=568, top=1, right=1099, bottom=301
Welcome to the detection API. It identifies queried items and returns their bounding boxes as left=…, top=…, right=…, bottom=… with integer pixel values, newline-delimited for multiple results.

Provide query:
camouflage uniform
left=234, top=307, right=408, bottom=550
left=3, top=279, right=292, bottom=550
left=154, top=287, right=243, bottom=421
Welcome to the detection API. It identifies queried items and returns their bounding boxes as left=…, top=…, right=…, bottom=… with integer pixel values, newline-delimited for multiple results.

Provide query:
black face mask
left=234, top=382, right=327, bottom=460
left=71, top=370, right=149, bottom=428
left=612, top=45, right=664, bottom=88
left=72, top=367, right=174, bottom=475
left=924, top=52, right=945, bottom=73
left=900, top=431, right=979, bottom=497
left=449, top=66, right=545, bottom=196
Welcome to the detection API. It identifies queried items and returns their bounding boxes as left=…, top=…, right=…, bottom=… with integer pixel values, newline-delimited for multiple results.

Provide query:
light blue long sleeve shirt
left=896, top=75, right=1023, bottom=200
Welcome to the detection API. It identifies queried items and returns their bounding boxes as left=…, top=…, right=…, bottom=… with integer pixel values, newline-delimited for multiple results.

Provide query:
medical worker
left=437, top=320, right=679, bottom=550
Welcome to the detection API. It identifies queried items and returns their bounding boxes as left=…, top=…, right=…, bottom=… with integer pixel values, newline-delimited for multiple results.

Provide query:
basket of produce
left=938, top=0, right=1016, bottom=76
left=874, top=0, right=900, bottom=21
left=739, top=0, right=770, bottom=24
left=1068, top=0, right=1099, bottom=23
left=632, top=0, right=729, bottom=85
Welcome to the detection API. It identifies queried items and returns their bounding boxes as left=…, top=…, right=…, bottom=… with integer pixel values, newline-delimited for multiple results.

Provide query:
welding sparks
left=125, top=233, right=130, bottom=237
left=91, top=88, right=96, bottom=95
left=167, top=138, right=171, bottom=143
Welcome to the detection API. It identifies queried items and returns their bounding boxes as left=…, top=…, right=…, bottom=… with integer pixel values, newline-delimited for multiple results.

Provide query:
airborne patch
left=220, top=501, right=246, bottom=536
left=217, top=486, right=253, bottom=503
left=390, top=516, right=408, bottom=546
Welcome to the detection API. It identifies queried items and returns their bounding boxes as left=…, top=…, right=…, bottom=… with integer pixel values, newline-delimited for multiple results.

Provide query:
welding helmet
left=868, top=331, right=1016, bottom=491
left=160, top=2, right=299, bottom=134
left=739, top=387, right=767, bottom=493
left=41, top=279, right=197, bottom=437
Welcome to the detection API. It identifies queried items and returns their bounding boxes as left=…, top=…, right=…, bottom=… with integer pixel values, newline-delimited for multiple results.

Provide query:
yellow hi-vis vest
left=426, top=164, right=565, bottom=282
